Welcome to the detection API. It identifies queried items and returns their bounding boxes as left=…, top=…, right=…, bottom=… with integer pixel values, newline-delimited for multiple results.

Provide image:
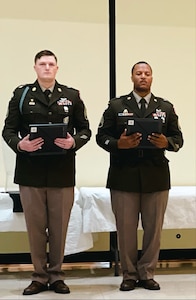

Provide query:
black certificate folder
left=126, top=118, right=162, bottom=149
left=29, top=123, right=67, bottom=155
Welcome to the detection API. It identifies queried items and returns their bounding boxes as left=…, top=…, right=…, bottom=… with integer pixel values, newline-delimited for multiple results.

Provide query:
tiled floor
left=0, top=261, right=195, bottom=299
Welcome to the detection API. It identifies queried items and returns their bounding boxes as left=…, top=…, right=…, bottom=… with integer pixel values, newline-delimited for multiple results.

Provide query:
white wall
left=0, top=0, right=195, bottom=190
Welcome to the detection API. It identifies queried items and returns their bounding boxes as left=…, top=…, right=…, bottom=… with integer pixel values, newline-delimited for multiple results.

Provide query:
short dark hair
left=131, top=61, right=152, bottom=74
left=34, top=50, right=57, bottom=63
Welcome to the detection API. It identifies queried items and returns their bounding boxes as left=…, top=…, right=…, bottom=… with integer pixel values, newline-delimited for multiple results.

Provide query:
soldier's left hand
left=55, top=132, right=75, bottom=149
left=148, top=133, right=168, bottom=149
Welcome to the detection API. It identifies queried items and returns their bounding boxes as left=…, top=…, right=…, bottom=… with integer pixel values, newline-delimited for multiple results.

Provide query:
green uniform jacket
left=96, top=92, right=183, bottom=193
left=2, top=80, right=91, bottom=187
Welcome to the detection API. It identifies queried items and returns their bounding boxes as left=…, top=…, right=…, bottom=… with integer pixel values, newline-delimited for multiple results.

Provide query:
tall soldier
left=2, top=50, right=91, bottom=295
left=96, top=61, right=183, bottom=292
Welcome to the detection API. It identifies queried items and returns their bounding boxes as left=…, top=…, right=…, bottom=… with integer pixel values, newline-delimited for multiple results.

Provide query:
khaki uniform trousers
left=19, top=185, right=74, bottom=285
left=111, top=189, right=168, bottom=281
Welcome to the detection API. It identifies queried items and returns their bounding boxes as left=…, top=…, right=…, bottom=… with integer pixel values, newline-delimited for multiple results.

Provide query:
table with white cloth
left=0, top=185, right=195, bottom=275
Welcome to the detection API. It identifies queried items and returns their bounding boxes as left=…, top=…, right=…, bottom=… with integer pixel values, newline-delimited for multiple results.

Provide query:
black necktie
left=140, top=98, right=146, bottom=117
left=44, top=89, right=51, bottom=101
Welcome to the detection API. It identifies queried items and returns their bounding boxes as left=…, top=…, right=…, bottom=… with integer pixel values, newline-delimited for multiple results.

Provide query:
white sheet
left=79, top=186, right=196, bottom=233
left=79, top=187, right=116, bottom=233
left=0, top=189, right=93, bottom=255
left=0, top=186, right=195, bottom=254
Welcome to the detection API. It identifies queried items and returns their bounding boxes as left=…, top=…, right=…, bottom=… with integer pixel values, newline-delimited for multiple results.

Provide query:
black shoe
left=120, top=279, right=136, bottom=291
left=49, top=280, right=70, bottom=294
left=23, top=281, right=48, bottom=295
left=138, top=279, right=160, bottom=290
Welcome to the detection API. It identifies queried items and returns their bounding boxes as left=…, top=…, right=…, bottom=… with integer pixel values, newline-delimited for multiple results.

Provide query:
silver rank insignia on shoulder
left=32, top=87, right=36, bottom=92
left=58, top=87, right=62, bottom=92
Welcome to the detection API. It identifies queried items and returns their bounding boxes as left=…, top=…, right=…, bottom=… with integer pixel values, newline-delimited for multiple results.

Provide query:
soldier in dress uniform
left=2, top=50, right=91, bottom=295
left=96, top=61, right=183, bottom=292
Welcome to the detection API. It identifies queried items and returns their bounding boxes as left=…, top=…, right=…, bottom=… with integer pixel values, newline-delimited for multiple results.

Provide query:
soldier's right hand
left=18, top=134, right=44, bottom=152
left=117, top=130, right=142, bottom=149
